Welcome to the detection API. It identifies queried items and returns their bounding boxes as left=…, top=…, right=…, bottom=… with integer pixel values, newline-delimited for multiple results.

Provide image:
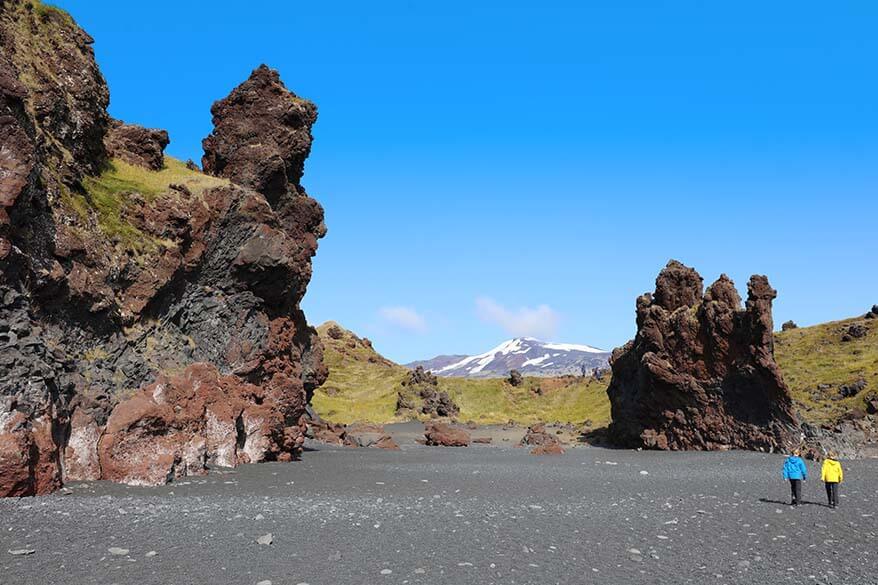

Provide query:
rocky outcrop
left=0, top=2, right=326, bottom=495
left=396, top=367, right=459, bottom=418
left=520, top=423, right=565, bottom=455
left=606, top=260, right=799, bottom=452
left=202, top=64, right=317, bottom=206
left=104, top=119, right=169, bottom=170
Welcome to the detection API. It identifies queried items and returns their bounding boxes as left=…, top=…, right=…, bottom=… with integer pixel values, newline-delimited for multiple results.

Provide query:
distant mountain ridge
left=406, top=337, right=611, bottom=378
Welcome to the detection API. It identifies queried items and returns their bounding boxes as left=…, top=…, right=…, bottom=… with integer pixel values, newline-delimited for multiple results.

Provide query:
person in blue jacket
left=782, top=449, right=808, bottom=506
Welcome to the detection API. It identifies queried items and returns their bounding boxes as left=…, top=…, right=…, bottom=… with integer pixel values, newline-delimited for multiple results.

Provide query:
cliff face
left=0, top=1, right=326, bottom=495
left=606, top=261, right=799, bottom=452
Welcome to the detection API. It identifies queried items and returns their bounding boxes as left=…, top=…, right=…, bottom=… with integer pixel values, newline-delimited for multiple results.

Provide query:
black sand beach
left=2, top=426, right=876, bottom=585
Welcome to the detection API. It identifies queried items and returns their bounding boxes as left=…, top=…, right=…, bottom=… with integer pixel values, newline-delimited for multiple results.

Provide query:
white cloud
left=378, top=306, right=428, bottom=334
left=475, top=297, right=560, bottom=340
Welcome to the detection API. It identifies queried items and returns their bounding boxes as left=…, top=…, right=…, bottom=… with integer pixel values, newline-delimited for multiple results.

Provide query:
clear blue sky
left=58, top=1, right=878, bottom=363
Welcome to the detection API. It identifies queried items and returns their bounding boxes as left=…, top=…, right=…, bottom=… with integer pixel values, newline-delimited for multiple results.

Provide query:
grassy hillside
left=313, top=322, right=611, bottom=426
left=314, top=322, right=409, bottom=424
left=315, top=314, right=876, bottom=428
left=775, top=314, right=877, bottom=424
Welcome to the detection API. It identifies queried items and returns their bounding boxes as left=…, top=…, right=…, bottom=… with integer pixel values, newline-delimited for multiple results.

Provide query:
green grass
left=439, top=375, right=610, bottom=425
left=775, top=316, right=877, bottom=424
left=76, top=157, right=228, bottom=253
left=316, top=316, right=877, bottom=429
left=313, top=321, right=611, bottom=426
left=32, top=1, right=72, bottom=23
left=312, top=322, right=409, bottom=424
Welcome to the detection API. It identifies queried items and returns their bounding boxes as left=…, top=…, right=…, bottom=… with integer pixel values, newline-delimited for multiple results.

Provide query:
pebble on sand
left=108, top=547, right=129, bottom=556
left=8, top=549, right=35, bottom=556
left=256, top=534, right=273, bottom=546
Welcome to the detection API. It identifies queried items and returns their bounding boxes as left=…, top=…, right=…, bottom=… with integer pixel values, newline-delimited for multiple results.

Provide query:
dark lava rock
left=841, top=324, right=868, bottom=342
left=606, top=260, right=798, bottom=451
left=396, top=367, right=460, bottom=419
left=104, top=119, right=170, bottom=170
left=839, top=378, right=867, bottom=398
left=865, top=394, right=878, bottom=415
left=781, top=320, right=798, bottom=331
left=0, top=6, right=327, bottom=495
left=508, top=369, right=524, bottom=387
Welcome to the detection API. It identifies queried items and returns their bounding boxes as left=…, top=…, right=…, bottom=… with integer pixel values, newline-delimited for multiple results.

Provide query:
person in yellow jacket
left=821, top=452, right=843, bottom=509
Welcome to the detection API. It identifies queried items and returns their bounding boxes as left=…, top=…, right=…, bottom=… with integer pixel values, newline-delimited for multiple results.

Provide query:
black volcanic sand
left=2, top=431, right=877, bottom=585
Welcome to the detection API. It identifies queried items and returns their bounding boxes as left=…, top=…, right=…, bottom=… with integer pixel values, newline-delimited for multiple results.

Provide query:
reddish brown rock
left=520, top=423, right=562, bottom=447
left=530, top=443, right=565, bottom=456
left=0, top=4, right=327, bottom=495
left=202, top=64, right=317, bottom=205
left=424, top=422, right=471, bottom=447
left=104, top=119, right=169, bottom=170
left=373, top=435, right=401, bottom=451
left=98, top=363, right=300, bottom=485
left=606, top=261, right=799, bottom=451
left=472, top=437, right=493, bottom=444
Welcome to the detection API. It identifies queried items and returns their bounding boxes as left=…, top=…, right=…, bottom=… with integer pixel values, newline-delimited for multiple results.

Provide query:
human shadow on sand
left=759, top=498, right=831, bottom=508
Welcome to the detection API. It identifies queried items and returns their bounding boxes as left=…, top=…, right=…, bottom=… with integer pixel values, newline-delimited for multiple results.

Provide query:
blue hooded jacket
left=782, top=456, right=807, bottom=480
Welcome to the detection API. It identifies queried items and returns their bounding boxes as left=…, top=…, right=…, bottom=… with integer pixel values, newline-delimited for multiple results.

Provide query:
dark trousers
left=789, top=479, right=802, bottom=504
left=825, top=482, right=839, bottom=507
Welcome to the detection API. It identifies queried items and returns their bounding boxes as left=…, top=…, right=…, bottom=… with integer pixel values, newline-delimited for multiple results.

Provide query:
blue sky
left=58, top=1, right=878, bottom=363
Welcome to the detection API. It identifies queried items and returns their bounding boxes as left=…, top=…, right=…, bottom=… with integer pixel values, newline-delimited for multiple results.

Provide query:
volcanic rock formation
left=395, top=366, right=460, bottom=419
left=0, top=1, right=326, bottom=495
left=104, top=119, right=169, bottom=171
left=606, top=261, right=799, bottom=451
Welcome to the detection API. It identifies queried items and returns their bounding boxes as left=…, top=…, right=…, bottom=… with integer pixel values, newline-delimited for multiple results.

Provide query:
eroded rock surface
left=606, top=260, right=799, bottom=451
left=396, top=367, right=459, bottom=419
left=0, top=2, right=326, bottom=495
left=104, top=119, right=170, bottom=170
left=424, top=422, right=471, bottom=447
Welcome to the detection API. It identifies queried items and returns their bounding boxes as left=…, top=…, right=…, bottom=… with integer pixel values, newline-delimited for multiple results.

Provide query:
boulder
left=520, top=423, right=561, bottom=447
left=606, top=261, right=799, bottom=451
left=530, top=443, right=565, bottom=455
left=424, top=422, right=470, bottom=447
left=508, top=369, right=524, bottom=387
left=841, top=324, right=868, bottom=342
left=781, top=320, right=798, bottom=331
left=839, top=378, right=867, bottom=398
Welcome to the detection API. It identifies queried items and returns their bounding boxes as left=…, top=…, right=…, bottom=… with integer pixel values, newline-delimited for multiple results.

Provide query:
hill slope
left=775, top=314, right=877, bottom=424
left=316, top=314, right=877, bottom=430
left=313, top=322, right=611, bottom=425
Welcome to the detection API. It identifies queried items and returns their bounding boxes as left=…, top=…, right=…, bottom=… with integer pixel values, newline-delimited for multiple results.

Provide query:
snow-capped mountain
left=406, top=337, right=611, bottom=379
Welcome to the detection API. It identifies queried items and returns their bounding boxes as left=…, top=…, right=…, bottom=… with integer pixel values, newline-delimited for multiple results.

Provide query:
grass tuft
left=75, top=157, right=228, bottom=253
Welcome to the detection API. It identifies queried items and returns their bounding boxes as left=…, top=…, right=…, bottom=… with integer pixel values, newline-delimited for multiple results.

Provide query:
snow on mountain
left=405, top=337, right=611, bottom=379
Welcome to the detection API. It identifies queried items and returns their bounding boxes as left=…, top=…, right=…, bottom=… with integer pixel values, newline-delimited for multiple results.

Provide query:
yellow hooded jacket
left=821, top=459, right=843, bottom=483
